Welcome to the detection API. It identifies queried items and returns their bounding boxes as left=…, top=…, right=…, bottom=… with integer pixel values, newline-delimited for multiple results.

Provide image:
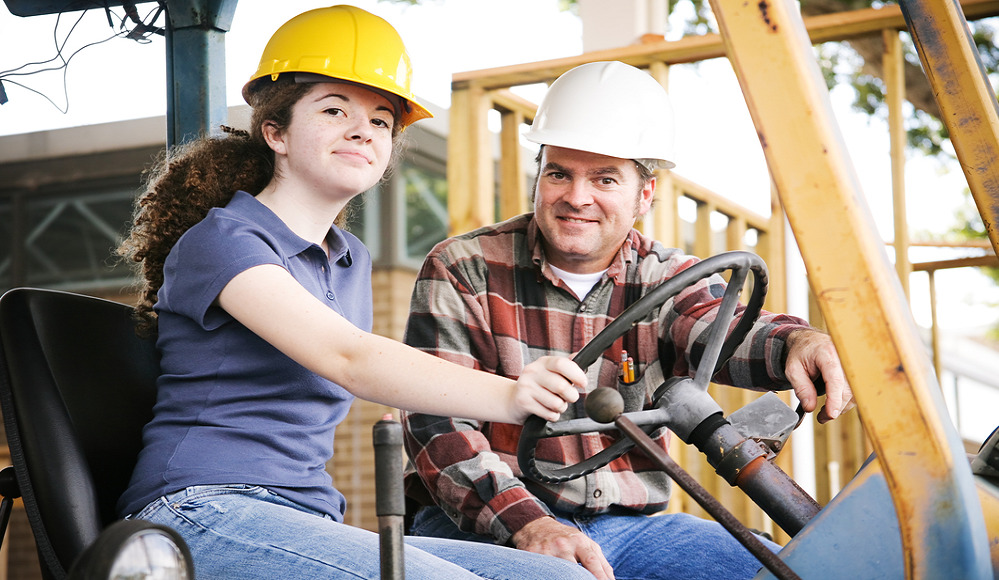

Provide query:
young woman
left=115, top=6, right=593, bottom=580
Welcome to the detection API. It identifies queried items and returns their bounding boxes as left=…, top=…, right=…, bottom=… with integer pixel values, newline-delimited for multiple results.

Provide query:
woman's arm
left=217, top=264, right=584, bottom=423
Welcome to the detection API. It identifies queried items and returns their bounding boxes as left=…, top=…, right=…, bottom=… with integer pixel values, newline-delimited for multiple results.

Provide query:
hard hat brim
left=524, top=129, right=676, bottom=170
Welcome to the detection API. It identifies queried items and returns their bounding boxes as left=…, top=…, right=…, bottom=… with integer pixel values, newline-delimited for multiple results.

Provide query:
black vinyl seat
left=0, top=287, right=407, bottom=580
left=0, top=287, right=160, bottom=580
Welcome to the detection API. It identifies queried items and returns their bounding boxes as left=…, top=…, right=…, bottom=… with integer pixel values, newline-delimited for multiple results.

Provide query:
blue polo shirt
left=118, top=191, right=372, bottom=521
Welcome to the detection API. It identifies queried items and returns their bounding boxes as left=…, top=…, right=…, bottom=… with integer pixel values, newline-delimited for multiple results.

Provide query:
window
left=403, top=163, right=449, bottom=261
left=345, top=155, right=450, bottom=269
left=0, top=179, right=140, bottom=295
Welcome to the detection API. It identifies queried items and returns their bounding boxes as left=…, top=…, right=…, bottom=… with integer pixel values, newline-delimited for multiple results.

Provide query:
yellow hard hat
left=242, top=5, right=432, bottom=129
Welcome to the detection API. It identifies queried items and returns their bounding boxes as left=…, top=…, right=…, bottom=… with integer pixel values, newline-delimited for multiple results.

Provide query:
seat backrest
left=0, top=288, right=159, bottom=580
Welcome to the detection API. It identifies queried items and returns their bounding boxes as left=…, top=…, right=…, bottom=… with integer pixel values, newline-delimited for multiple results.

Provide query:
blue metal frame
left=164, top=0, right=238, bottom=147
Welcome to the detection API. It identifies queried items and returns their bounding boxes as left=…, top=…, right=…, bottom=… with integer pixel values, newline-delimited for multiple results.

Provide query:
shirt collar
left=227, top=191, right=352, bottom=266
left=527, top=213, right=635, bottom=286
left=326, top=226, right=352, bottom=266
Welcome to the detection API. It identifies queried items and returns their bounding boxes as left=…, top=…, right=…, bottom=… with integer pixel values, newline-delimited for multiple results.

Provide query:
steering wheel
left=518, top=251, right=769, bottom=483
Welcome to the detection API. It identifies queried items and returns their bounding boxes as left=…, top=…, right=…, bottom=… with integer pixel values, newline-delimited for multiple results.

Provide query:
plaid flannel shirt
left=401, top=213, right=810, bottom=545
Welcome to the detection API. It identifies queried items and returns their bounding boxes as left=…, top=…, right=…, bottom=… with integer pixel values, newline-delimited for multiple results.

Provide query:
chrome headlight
left=69, top=520, right=194, bottom=580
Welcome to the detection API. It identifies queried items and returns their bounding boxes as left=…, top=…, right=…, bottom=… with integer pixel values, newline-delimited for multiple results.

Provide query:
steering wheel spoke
left=518, top=251, right=769, bottom=484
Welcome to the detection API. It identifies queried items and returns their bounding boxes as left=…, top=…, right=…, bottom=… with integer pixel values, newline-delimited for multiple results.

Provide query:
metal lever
left=374, top=417, right=405, bottom=580
left=792, top=377, right=826, bottom=429
left=0, top=467, right=20, bottom=554
left=585, top=388, right=803, bottom=580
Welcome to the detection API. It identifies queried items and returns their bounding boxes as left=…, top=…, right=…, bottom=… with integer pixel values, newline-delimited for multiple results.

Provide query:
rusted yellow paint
left=706, top=0, right=989, bottom=577
left=902, top=0, right=999, bottom=259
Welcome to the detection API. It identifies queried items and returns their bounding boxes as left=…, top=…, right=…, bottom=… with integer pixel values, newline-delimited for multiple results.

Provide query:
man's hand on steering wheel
left=784, top=329, right=855, bottom=424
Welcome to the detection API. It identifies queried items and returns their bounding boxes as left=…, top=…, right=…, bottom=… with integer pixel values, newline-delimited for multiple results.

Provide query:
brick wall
left=6, top=512, right=40, bottom=580
left=328, top=266, right=419, bottom=532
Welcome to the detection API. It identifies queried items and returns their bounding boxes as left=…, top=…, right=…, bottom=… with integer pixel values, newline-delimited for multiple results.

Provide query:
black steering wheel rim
left=518, top=251, right=769, bottom=484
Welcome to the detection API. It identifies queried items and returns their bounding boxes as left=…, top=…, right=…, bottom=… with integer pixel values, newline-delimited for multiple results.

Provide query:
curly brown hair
left=118, top=77, right=403, bottom=333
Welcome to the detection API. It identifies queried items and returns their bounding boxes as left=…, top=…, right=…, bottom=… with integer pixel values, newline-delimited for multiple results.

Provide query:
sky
left=1, top=0, right=996, bottom=440
left=0, top=0, right=584, bottom=133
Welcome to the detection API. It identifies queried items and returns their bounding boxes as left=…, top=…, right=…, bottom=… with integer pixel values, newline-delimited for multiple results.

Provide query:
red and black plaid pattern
left=402, top=213, right=809, bottom=544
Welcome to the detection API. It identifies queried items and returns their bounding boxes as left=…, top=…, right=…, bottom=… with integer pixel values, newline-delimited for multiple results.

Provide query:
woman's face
left=266, top=82, right=396, bottom=203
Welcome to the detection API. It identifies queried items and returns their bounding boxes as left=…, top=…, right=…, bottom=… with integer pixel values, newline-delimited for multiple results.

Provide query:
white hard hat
left=524, top=61, right=676, bottom=169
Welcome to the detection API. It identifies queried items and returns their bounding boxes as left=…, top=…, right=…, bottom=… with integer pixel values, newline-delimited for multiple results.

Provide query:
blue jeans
left=132, top=485, right=596, bottom=580
left=411, top=505, right=782, bottom=580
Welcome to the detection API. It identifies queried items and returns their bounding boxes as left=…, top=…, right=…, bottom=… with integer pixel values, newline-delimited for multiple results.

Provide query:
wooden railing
left=909, top=240, right=999, bottom=384
left=444, top=0, right=999, bottom=547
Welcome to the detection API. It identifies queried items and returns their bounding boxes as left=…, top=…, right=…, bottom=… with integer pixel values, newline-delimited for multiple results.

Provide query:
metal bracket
left=728, top=391, right=799, bottom=456
left=971, top=425, right=999, bottom=479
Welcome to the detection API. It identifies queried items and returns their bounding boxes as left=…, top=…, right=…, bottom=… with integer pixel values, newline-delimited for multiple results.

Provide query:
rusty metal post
left=374, top=418, right=405, bottom=580
left=614, top=416, right=803, bottom=580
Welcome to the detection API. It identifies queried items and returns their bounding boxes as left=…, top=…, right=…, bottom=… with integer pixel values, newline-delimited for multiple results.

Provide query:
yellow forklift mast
left=708, top=0, right=998, bottom=577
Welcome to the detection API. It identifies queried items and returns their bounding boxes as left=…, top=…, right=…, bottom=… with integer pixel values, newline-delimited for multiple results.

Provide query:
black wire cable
left=1, top=18, right=126, bottom=113
left=0, top=4, right=165, bottom=111
left=0, top=11, right=88, bottom=77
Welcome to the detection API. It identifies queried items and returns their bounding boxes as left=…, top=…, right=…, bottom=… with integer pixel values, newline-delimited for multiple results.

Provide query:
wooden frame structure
left=445, top=0, right=999, bottom=575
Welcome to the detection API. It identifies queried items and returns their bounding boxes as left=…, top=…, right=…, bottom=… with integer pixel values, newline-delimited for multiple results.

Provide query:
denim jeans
left=411, top=505, right=783, bottom=580
left=132, top=485, right=596, bottom=580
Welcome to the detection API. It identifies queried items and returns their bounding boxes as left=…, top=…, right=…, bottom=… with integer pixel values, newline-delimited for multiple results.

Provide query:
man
left=401, top=61, right=852, bottom=580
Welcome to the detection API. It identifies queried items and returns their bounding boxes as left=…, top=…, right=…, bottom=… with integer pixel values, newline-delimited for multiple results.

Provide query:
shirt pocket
left=617, top=363, right=647, bottom=412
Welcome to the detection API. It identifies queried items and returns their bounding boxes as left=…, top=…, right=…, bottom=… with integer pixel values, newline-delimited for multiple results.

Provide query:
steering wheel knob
left=585, top=387, right=625, bottom=424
